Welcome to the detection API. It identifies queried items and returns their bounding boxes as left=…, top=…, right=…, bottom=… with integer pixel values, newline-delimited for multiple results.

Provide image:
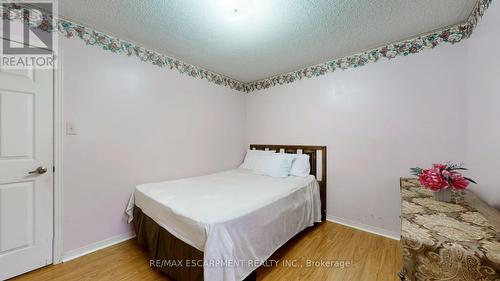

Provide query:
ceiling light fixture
left=216, top=0, right=255, bottom=20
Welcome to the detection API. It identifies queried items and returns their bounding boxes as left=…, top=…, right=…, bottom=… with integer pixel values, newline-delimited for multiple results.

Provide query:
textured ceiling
left=58, top=0, right=477, bottom=82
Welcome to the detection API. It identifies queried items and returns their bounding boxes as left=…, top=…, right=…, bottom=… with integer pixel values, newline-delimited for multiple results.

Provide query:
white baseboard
left=327, top=215, right=400, bottom=241
left=61, top=218, right=398, bottom=263
left=62, top=232, right=136, bottom=263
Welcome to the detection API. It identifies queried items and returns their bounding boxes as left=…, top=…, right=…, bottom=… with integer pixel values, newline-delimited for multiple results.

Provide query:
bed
left=126, top=145, right=327, bottom=281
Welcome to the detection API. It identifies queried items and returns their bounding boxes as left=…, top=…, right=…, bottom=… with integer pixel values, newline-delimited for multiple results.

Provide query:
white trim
left=62, top=232, right=136, bottom=263
left=52, top=44, right=64, bottom=264
left=327, top=215, right=400, bottom=241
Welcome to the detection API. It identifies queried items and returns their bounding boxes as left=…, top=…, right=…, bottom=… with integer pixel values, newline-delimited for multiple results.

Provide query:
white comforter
left=126, top=168, right=321, bottom=281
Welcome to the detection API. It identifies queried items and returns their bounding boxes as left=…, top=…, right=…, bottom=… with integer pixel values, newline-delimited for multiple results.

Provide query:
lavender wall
left=245, top=43, right=468, bottom=237
left=61, top=37, right=246, bottom=253
left=464, top=2, right=500, bottom=209
left=60, top=4, right=500, bottom=254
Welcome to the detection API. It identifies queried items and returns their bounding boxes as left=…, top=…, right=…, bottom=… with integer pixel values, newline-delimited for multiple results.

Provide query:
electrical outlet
left=66, top=122, right=77, bottom=135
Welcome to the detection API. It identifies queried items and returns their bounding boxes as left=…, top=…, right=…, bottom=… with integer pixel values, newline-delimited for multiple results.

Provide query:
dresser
left=400, top=178, right=500, bottom=281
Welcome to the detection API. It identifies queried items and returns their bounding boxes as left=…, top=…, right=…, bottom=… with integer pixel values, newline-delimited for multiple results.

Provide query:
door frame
left=53, top=43, right=64, bottom=264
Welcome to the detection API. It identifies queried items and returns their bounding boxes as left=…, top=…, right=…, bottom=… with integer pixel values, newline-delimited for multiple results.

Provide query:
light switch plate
left=66, top=122, right=77, bottom=135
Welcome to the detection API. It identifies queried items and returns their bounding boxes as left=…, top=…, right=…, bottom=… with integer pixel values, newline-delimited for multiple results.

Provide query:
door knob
left=28, top=166, right=48, bottom=175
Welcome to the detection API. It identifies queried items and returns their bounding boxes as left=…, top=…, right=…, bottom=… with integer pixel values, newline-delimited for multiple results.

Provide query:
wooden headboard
left=249, top=144, right=327, bottom=221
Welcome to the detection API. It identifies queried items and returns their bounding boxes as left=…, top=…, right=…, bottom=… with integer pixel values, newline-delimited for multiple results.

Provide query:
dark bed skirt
left=133, top=206, right=204, bottom=281
left=133, top=207, right=257, bottom=281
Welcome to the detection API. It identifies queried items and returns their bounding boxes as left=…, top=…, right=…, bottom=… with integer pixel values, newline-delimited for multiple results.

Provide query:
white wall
left=245, top=43, right=468, bottom=236
left=464, top=2, right=500, bottom=209
left=61, top=37, right=246, bottom=253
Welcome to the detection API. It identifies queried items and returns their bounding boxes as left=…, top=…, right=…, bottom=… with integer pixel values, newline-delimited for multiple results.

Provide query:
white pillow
left=239, top=149, right=276, bottom=169
left=289, top=154, right=311, bottom=177
left=253, top=153, right=294, bottom=178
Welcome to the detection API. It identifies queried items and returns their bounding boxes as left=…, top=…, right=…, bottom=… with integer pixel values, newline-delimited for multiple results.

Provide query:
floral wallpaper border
left=1, top=4, right=247, bottom=92
left=0, top=0, right=493, bottom=93
left=56, top=19, right=247, bottom=91
left=243, top=0, right=493, bottom=92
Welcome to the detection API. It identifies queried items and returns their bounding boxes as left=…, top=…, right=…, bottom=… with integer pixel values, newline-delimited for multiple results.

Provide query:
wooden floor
left=12, top=222, right=402, bottom=281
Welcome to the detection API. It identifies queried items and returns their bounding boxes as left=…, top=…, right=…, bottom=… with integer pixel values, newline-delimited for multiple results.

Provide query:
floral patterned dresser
left=400, top=178, right=500, bottom=281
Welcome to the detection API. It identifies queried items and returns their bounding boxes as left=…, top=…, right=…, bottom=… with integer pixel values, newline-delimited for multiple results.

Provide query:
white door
left=0, top=42, right=54, bottom=279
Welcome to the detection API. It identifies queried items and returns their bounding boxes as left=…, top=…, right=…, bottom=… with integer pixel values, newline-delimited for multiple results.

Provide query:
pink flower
left=441, top=170, right=451, bottom=178
left=433, top=163, right=447, bottom=171
left=411, top=162, right=475, bottom=191
left=450, top=172, right=469, bottom=190
left=418, top=168, right=449, bottom=191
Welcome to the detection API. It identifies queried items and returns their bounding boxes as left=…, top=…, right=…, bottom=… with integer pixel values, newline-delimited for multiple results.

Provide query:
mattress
left=126, top=168, right=321, bottom=281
